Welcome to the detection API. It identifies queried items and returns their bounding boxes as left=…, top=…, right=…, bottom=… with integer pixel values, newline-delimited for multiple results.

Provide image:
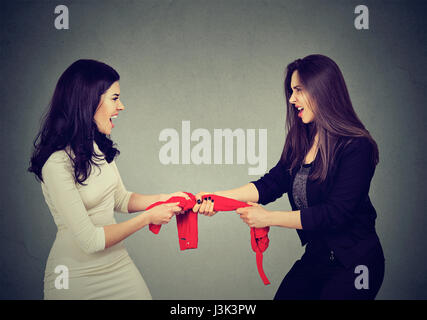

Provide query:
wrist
left=158, top=193, right=168, bottom=202
left=143, top=210, right=153, bottom=226
left=266, top=210, right=279, bottom=227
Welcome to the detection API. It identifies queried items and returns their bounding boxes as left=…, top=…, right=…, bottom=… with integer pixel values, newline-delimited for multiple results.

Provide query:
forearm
left=127, top=193, right=165, bottom=213
left=267, top=210, right=303, bottom=229
left=104, top=212, right=151, bottom=249
left=214, top=183, right=259, bottom=203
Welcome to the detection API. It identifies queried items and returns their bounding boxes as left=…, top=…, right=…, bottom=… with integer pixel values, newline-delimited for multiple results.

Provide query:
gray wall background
left=1, top=0, right=426, bottom=299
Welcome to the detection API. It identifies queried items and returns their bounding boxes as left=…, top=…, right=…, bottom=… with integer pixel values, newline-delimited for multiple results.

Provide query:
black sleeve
left=251, top=158, right=292, bottom=205
left=300, top=138, right=375, bottom=231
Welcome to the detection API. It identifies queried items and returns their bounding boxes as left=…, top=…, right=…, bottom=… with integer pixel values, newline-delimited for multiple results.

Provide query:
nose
left=118, top=101, right=125, bottom=111
left=289, top=91, right=296, bottom=105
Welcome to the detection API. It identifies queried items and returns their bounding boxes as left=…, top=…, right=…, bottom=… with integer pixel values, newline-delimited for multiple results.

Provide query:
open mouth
left=109, top=115, right=118, bottom=128
left=296, top=106, right=304, bottom=117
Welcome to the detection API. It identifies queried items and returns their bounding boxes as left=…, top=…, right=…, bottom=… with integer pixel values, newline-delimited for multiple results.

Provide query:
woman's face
left=289, top=70, right=315, bottom=124
left=94, top=81, right=125, bottom=135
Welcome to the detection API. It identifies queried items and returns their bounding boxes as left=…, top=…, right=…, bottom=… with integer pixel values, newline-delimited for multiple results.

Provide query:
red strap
left=205, top=194, right=270, bottom=285
left=145, top=192, right=270, bottom=285
left=251, top=228, right=271, bottom=285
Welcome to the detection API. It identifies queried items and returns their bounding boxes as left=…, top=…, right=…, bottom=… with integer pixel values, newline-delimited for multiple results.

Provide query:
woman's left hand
left=236, top=202, right=270, bottom=228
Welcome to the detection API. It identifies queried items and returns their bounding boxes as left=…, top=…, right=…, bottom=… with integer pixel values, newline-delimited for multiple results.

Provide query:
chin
left=98, top=129, right=111, bottom=135
left=302, top=117, right=314, bottom=124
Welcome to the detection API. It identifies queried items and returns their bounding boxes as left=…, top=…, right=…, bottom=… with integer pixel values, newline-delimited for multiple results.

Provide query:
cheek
left=97, top=106, right=110, bottom=120
left=307, top=109, right=315, bottom=121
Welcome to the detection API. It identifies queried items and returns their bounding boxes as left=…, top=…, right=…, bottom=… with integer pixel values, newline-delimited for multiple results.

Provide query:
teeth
left=111, top=115, right=118, bottom=119
left=297, top=107, right=304, bottom=111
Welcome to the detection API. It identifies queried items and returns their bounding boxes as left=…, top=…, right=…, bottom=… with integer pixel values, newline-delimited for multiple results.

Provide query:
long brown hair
left=28, top=59, right=121, bottom=185
left=281, top=54, right=379, bottom=182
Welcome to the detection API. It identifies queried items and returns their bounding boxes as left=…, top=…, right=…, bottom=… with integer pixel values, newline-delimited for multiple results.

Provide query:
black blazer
left=252, top=137, right=383, bottom=268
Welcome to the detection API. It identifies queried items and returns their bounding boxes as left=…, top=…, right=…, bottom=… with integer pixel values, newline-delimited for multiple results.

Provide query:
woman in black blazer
left=193, top=54, right=385, bottom=300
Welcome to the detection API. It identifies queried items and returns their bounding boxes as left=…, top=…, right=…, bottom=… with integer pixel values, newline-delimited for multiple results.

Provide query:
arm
left=266, top=209, right=302, bottom=229
left=236, top=203, right=303, bottom=229
left=104, top=202, right=181, bottom=249
left=213, top=183, right=259, bottom=203
left=127, top=193, right=166, bottom=213
left=193, top=183, right=258, bottom=215
left=42, top=153, right=180, bottom=253
left=195, top=158, right=291, bottom=215
left=104, top=211, right=151, bottom=249
left=250, top=158, right=292, bottom=205
left=237, top=138, right=375, bottom=231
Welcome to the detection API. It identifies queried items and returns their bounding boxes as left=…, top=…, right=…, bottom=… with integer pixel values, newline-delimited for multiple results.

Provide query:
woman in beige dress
left=28, top=59, right=188, bottom=299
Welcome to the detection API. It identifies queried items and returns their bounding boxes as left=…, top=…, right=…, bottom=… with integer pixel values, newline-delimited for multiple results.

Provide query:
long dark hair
left=28, top=59, right=121, bottom=185
left=282, top=54, right=379, bottom=182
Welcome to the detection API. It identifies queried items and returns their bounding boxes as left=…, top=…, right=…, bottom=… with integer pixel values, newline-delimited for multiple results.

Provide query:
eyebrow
left=112, top=93, right=120, bottom=97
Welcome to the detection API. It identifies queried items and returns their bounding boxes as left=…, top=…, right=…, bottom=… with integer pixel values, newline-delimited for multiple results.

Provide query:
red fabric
left=207, top=195, right=270, bottom=285
left=145, top=192, right=198, bottom=250
left=145, top=192, right=270, bottom=285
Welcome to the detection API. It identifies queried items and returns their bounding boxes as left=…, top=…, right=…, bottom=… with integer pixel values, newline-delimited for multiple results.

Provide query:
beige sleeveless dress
left=41, top=141, right=152, bottom=299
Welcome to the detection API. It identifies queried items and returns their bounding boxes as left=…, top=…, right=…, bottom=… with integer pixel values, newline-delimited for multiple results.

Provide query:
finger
left=192, top=198, right=202, bottom=212
left=199, top=197, right=208, bottom=215
left=183, top=192, right=190, bottom=200
left=236, top=208, right=246, bottom=214
left=176, top=192, right=190, bottom=200
left=163, top=216, right=172, bottom=224
left=208, top=211, right=217, bottom=217
left=247, top=201, right=259, bottom=207
left=207, top=198, right=216, bottom=216
left=196, top=192, right=211, bottom=202
left=206, top=198, right=214, bottom=216
left=165, top=202, right=180, bottom=207
left=205, top=196, right=214, bottom=215
left=171, top=206, right=182, bottom=213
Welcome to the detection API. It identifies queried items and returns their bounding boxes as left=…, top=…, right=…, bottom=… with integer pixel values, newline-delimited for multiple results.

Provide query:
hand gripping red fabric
left=145, top=192, right=198, bottom=250
left=144, top=192, right=270, bottom=285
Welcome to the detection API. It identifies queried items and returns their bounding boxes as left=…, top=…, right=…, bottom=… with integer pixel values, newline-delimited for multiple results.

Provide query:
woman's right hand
left=147, top=202, right=182, bottom=225
left=192, top=192, right=217, bottom=216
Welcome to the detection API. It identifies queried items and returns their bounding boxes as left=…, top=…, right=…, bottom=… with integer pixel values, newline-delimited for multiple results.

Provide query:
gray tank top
left=293, top=162, right=331, bottom=255
left=292, top=163, right=312, bottom=209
